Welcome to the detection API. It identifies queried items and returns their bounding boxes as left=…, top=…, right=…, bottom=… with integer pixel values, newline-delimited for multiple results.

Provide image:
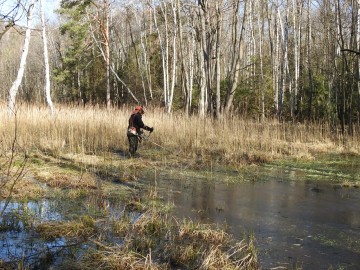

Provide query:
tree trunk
left=277, top=7, right=289, bottom=118
left=197, top=0, right=208, bottom=117
left=128, top=15, right=148, bottom=105
left=153, top=0, right=169, bottom=110
left=167, top=1, right=178, bottom=113
left=256, top=0, right=265, bottom=120
left=215, top=1, right=222, bottom=119
left=292, top=0, right=303, bottom=118
left=307, top=0, right=313, bottom=120
left=224, top=0, right=247, bottom=115
left=8, top=0, right=36, bottom=115
left=40, top=0, right=55, bottom=114
left=103, top=0, right=111, bottom=108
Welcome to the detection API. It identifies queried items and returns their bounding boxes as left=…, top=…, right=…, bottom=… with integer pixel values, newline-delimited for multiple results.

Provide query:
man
left=127, top=105, right=154, bottom=157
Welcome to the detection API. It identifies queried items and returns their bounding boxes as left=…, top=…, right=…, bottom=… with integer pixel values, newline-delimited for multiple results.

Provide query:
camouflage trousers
left=128, top=134, right=139, bottom=157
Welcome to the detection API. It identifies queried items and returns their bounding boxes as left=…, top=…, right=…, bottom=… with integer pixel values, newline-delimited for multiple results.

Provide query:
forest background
left=1, top=0, right=360, bottom=133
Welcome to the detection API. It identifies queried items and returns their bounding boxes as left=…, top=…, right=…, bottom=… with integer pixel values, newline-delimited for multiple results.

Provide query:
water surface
left=143, top=168, right=360, bottom=269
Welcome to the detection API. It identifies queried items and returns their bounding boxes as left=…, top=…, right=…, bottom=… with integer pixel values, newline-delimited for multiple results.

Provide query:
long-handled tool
left=139, top=132, right=178, bottom=155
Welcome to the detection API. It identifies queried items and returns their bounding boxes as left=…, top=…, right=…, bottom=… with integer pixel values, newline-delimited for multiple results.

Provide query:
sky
left=1, top=0, right=61, bottom=27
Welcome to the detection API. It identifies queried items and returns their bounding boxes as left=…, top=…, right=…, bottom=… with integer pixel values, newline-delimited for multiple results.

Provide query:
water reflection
left=0, top=197, right=128, bottom=267
left=146, top=169, right=360, bottom=269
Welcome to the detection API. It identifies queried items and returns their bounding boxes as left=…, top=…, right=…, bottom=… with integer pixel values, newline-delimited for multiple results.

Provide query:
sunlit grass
left=1, top=104, right=359, bottom=168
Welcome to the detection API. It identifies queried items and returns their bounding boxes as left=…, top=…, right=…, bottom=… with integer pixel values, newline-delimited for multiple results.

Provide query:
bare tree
left=215, top=1, right=222, bottom=119
left=306, top=0, right=313, bottom=120
left=7, top=0, right=36, bottom=115
left=224, top=0, right=247, bottom=116
left=40, top=0, right=55, bottom=114
left=256, top=0, right=265, bottom=120
left=152, top=0, right=178, bottom=113
left=276, top=4, right=289, bottom=118
left=0, top=0, right=27, bottom=40
left=177, top=0, right=195, bottom=115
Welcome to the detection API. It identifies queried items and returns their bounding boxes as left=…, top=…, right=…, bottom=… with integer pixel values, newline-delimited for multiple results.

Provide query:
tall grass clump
left=1, top=104, right=359, bottom=166
left=73, top=209, right=259, bottom=269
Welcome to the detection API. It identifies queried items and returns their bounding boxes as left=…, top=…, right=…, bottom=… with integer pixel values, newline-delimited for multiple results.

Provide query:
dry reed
left=1, top=104, right=358, bottom=168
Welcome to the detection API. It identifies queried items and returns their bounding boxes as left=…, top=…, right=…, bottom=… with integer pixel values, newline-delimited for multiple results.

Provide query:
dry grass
left=1, top=104, right=358, bottom=169
left=0, top=177, right=45, bottom=199
left=69, top=209, right=259, bottom=270
left=36, top=215, right=96, bottom=240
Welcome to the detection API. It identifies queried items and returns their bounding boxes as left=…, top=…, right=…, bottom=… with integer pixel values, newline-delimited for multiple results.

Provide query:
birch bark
left=224, top=0, right=247, bottom=115
left=256, top=0, right=265, bottom=120
left=167, top=1, right=178, bottom=113
left=215, top=1, right=222, bottom=119
left=7, top=0, right=36, bottom=115
left=198, top=0, right=207, bottom=117
left=40, top=0, right=55, bottom=114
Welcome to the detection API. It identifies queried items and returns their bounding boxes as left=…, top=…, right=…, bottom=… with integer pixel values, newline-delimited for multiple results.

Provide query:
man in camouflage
left=127, top=105, right=154, bottom=157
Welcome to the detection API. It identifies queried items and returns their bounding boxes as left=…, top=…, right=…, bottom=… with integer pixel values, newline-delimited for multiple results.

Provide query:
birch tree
left=176, top=0, right=195, bottom=115
left=224, top=0, right=247, bottom=115
left=256, top=0, right=265, bottom=120
left=152, top=0, right=178, bottom=113
left=7, top=0, right=36, bottom=115
left=40, top=0, right=55, bottom=114
left=292, top=0, right=303, bottom=117
left=131, top=6, right=154, bottom=102
left=215, top=1, right=222, bottom=118
left=306, top=0, right=313, bottom=119
left=276, top=5, right=289, bottom=118
left=197, top=0, right=208, bottom=117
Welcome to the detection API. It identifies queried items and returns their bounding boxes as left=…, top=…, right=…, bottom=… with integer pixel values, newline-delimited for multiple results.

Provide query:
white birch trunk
left=277, top=7, right=289, bottom=117
left=198, top=2, right=207, bottom=118
left=224, top=0, right=247, bottom=115
left=256, top=0, right=265, bottom=120
left=292, top=0, right=302, bottom=115
left=307, top=0, right=313, bottom=119
left=7, top=0, right=36, bottom=115
left=167, top=1, right=177, bottom=113
left=160, top=1, right=170, bottom=110
left=273, top=11, right=280, bottom=111
left=103, top=0, right=111, bottom=108
left=40, top=0, right=55, bottom=114
left=249, top=0, right=256, bottom=85
left=215, top=1, right=222, bottom=118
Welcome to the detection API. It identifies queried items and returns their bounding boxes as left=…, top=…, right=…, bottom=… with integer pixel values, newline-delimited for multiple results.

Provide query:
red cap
left=133, top=105, right=144, bottom=114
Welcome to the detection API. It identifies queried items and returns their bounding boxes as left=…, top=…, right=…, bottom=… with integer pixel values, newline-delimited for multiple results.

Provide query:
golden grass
left=1, top=104, right=358, bottom=168
left=36, top=215, right=96, bottom=240
left=68, top=209, right=259, bottom=269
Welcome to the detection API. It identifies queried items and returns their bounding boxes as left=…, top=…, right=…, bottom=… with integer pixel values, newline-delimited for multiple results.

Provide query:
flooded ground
left=0, top=197, right=137, bottom=268
left=1, top=158, right=360, bottom=269
left=141, top=167, right=360, bottom=269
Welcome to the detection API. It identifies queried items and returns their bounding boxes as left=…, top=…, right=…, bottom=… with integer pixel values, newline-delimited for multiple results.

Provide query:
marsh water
left=141, top=166, right=360, bottom=269
left=1, top=163, right=360, bottom=269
